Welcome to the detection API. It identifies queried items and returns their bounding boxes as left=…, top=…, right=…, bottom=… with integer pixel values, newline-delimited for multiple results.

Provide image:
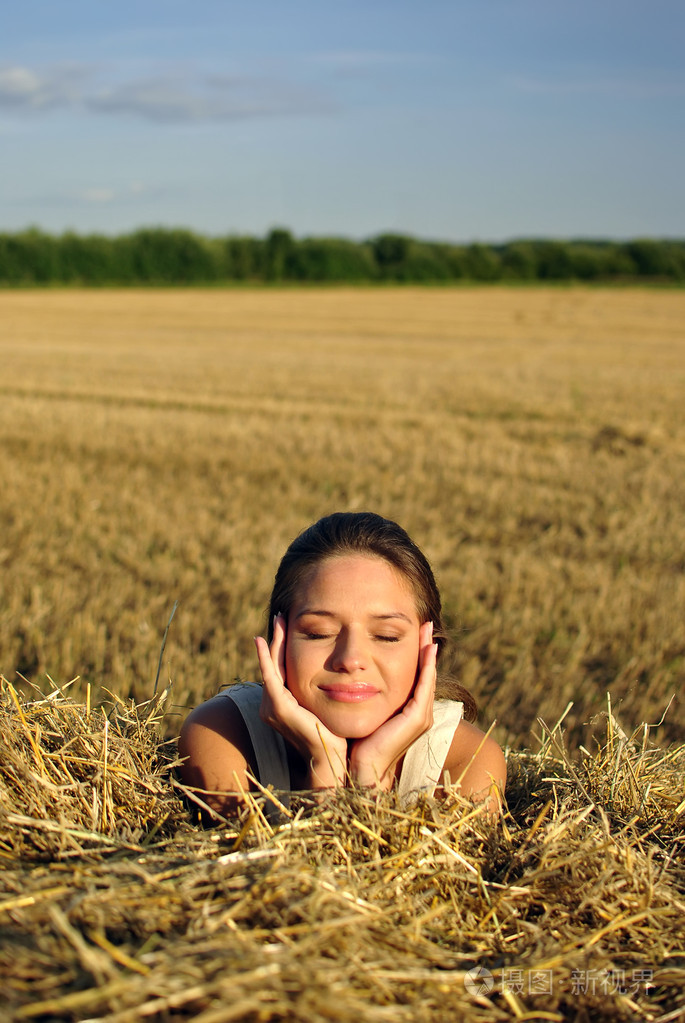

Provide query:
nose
left=328, top=628, right=367, bottom=673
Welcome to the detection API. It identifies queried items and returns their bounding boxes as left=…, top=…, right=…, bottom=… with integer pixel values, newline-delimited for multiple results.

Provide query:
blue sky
left=2, top=1, right=684, bottom=241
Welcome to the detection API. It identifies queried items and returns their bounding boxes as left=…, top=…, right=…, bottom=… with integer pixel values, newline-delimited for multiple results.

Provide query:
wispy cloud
left=75, top=182, right=163, bottom=205
left=0, top=64, right=90, bottom=111
left=88, top=72, right=333, bottom=123
left=0, top=63, right=334, bottom=123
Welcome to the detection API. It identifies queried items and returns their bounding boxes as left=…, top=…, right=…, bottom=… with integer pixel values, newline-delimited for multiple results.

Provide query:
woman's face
left=284, top=554, right=423, bottom=739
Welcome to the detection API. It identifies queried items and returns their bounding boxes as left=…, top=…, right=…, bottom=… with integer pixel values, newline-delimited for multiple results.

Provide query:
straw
left=1, top=676, right=683, bottom=1021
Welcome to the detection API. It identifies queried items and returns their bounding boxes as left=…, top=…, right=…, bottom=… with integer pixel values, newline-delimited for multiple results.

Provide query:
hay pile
left=1, top=678, right=683, bottom=1022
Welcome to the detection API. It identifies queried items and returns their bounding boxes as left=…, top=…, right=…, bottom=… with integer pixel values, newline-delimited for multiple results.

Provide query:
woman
left=179, top=512, right=505, bottom=816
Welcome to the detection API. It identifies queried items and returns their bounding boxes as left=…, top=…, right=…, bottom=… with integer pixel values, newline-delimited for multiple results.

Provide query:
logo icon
left=464, top=967, right=495, bottom=995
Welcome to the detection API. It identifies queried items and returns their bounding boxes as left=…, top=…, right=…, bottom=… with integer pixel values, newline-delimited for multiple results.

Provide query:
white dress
left=218, top=682, right=463, bottom=804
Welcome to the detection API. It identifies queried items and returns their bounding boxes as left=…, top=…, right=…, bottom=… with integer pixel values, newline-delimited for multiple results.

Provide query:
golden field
left=1, top=286, right=683, bottom=750
left=1, top=287, right=684, bottom=1022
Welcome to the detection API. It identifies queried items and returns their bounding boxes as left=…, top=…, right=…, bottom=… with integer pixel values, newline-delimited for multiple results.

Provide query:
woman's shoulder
left=180, top=690, right=257, bottom=761
left=443, top=719, right=506, bottom=806
left=177, top=691, right=261, bottom=817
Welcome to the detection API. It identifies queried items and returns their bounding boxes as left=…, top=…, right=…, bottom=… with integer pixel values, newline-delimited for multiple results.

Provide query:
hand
left=255, top=614, right=348, bottom=788
left=348, top=621, right=438, bottom=790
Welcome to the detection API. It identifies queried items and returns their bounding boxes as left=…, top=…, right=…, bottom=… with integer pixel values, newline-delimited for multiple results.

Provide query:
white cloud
left=0, top=64, right=88, bottom=111
left=0, top=66, right=42, bottom=101
left=0, top=63, right=333, bottom=123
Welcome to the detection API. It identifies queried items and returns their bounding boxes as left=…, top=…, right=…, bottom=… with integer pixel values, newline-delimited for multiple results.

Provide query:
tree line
left=1, top=227, right=684, bottom=285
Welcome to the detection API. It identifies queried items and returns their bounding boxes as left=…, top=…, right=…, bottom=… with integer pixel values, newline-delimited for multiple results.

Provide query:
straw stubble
left=0, top=681, right=683, bottom=1021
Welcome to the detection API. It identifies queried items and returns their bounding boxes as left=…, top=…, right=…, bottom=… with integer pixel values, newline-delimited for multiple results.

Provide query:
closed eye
left=302, top=632, right=400, bottom=642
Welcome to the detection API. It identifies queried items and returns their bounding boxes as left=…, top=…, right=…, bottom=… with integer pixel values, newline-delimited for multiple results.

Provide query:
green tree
left=265, top=228, right=295, bottom=281
left=434, top=244, right=468, bottom=279
left=290, top=238, right=376, bottom=281
left=625, top=239, right=685, bottom=280
left=462, top=243, right=501, bottom=281
left=370, top=234, right=412, bottom=280
left=220, top=236, right=264, bottom=280
left=119, top=228, right=219, bottom=283
left=534, top=241, right=574, bottom=280
left=56, top=232, right=116, bottom=284
left=0, top=228, right=58, bottom=284
left=500, top=242, right=539, bottom=281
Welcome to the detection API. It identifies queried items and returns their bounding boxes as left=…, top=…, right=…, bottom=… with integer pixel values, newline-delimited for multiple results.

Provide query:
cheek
left=388, top=643, right=421, bottom=691
left=404, top=635, right=421, bottom=668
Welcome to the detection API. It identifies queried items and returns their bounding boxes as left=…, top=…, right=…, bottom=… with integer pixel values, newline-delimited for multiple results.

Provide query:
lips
left=319, top=684, right=380, bottom=703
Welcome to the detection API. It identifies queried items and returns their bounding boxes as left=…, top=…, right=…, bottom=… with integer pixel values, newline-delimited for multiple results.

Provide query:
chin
left=321, top=713, right=384, bottom=741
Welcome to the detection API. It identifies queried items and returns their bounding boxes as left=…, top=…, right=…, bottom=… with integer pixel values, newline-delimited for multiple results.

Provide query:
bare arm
left=177, top=696, right=256, bottom=819
left=441, top=719, right=506, bottom=813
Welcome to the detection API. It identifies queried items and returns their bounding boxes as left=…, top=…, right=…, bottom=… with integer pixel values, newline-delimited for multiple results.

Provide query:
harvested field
left=0, top=681, right=683, bottom=1022
left=1, top=285, right=683, bottom=1020
left=1, top=286, right=683, bottom=749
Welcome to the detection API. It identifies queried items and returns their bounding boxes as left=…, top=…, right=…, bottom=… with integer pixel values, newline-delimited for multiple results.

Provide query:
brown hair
left=266, top=511, right=477, bottom=721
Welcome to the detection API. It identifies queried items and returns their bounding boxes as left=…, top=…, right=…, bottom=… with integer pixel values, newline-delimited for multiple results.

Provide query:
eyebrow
left=294, top=609, right=414, bottom=623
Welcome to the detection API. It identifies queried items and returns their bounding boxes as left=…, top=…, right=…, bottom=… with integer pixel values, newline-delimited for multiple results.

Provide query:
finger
left=417, top=659, right=437, bottom=707
left=271, top=613, right=287, bottom=682
left=254, top=635, right=281, bottom=691
left=255, top=635, right=295, bottom=733
left=417, top=641, right=438, bottom=689
left=418, top=620, right=435, bottom=662
left=412, top=633, right=437, bottom=719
